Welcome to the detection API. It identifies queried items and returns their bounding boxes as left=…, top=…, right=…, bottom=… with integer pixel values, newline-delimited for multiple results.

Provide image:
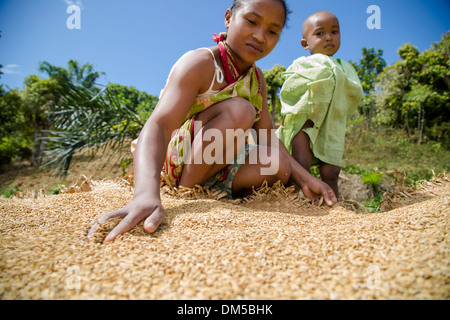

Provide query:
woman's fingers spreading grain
left=323, top=186, right=337, bottom=206
left=87, top=209, right=128, bottom=241
left=96, top=209, right=128, bottom=225
left=301, top=177, right=337, bottom=207
left=144, top=206, right=166, bottom=234
left=103, top=215, right=140, bottom=243
left=87, top=198, right=166, bottom=243
left=103, top=206, right=163, bottom=243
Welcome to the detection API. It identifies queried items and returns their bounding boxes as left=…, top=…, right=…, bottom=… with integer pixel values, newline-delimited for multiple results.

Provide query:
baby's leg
left=291, top=120, right=314, bottom=171
left=319, top=162, right=341, bottom=198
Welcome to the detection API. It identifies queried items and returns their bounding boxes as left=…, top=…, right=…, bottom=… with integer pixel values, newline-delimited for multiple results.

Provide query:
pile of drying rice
left=0, top=175, right=448, bottom=300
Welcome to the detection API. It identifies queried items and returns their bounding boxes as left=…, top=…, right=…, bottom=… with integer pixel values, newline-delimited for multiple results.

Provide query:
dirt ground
left=0, top=166, right=448, bottom=299
left=0, top=154, right=126, bottom=195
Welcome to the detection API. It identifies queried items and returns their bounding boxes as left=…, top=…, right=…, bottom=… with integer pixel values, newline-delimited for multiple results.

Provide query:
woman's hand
left=300, top=175, right=337, bottom=206
left=87, top=194, right=165, bottom=243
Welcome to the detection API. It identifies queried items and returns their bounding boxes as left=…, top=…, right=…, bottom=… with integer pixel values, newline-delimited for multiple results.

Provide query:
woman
left=88, top=0, right=336, bottom=243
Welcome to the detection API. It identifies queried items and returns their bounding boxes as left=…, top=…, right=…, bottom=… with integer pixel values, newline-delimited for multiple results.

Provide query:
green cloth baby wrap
left=276, top=54, right=363, bottom=167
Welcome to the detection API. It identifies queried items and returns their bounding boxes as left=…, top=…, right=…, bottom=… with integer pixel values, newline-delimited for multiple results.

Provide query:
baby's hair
left=230, top=0, right=291, bottom=25
left=304, top=11, right=339, bottom=24
left=302, top=11, right=339, bottom=37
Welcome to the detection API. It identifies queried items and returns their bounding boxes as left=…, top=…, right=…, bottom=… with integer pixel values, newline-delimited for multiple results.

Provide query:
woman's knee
left=196, top=98, right=256, bottom=131
left=225, top=98, right=256, bottom=129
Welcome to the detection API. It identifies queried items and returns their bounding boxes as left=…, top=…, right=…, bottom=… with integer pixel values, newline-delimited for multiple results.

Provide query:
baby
left=276, top=11, right=364, bottom=197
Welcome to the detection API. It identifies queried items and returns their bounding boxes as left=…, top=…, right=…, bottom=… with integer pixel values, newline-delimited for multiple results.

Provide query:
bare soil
left=0, top=153, right=127, bottom=196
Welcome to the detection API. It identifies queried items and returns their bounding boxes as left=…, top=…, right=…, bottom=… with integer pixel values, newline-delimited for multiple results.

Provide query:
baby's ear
left=301, top=39, right=309, bottom=50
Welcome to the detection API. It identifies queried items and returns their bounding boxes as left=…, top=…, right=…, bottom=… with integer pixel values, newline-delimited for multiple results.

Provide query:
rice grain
left=0, top=175, right=448, bottom=300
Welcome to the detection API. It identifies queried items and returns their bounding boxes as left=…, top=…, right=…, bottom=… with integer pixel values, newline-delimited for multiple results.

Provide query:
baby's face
left=301, top=12, right=341, bottom=56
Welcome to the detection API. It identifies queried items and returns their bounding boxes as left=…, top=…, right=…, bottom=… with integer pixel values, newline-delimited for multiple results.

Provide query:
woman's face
left=225, top=0, right=286, bottom=71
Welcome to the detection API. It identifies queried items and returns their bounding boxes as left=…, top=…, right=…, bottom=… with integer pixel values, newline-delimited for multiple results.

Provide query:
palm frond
left=43, top=85, right=149, bottom=176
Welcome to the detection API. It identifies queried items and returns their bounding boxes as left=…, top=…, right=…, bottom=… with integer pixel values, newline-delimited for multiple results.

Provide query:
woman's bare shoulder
left=168, top=47, right=217, bottom=91
left=174, top=48, right=216, bottom=75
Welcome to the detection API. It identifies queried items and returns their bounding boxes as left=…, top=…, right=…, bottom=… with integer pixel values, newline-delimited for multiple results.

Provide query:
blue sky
left=1, top=0, right=449, bottom=96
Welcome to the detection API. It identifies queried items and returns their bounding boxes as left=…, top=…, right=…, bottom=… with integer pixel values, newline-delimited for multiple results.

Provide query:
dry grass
left=0, top=174, right=449, bottom=300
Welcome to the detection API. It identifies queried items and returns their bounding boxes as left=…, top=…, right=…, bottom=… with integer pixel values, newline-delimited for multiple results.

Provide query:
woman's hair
left=230, top=0, right=291, bottom=24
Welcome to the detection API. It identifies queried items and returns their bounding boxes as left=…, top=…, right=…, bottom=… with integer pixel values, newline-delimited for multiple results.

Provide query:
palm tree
left=43, top=83, right=157, bottom=176
left=39, top=60, right=104, bottom=90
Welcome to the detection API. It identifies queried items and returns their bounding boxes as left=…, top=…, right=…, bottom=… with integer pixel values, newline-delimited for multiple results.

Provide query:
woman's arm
left=88, top=49, right=219, bottom=242
left=253, top=68, right=337, bottom=206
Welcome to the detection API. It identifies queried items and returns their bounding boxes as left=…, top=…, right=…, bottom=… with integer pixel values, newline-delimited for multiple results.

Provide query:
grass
left=0, top=185, right=22, bottom=198
left=339, top=123, right=450, bottom=212
left=343, top=124, right=449, bottom=184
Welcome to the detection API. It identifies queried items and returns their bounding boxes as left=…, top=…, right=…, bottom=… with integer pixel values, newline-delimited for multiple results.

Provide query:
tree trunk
left=443, top=75, right=450, bottom=91
left=39, top=130, right=49, bottom=163
left=271, top=90, right=277, bottom=128
left=405, top=115, right=412, bottom=140
left=31, top=125, right=41, bottom=167
left=31, top=120, right=50, bottom=167
left=417, top=107, right=425, bottom=146
left=368, top=99, right=375, bottom=129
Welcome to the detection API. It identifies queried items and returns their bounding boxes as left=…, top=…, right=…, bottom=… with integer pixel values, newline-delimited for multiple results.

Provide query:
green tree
left=375, top=32, right=450, bottom=146
left=350, top=48, right=386, bottom=125
left=263, top=65, right=286, bottom=127
left=351, top=48, right=387, bottom=94
left=21, top=75, right=62, bottom=166
left=431, top=31, right=450, bottom=90
left=107, top=83, right=158, bottom=126
left=0, top=85, right=30, bottom=165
